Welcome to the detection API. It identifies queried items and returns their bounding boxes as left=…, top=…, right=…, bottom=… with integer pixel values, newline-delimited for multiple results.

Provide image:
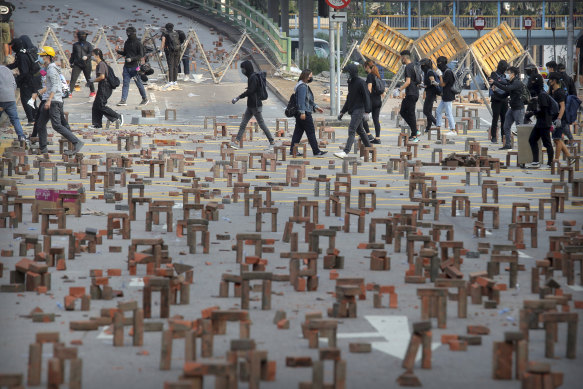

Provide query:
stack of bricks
left=397, top=321, right=432, bottom=386
left=0, top=258, right=51, bottom=293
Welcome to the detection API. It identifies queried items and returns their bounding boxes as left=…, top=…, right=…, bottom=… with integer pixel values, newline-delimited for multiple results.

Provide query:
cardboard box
left=35, top=189, right=80, bottom=215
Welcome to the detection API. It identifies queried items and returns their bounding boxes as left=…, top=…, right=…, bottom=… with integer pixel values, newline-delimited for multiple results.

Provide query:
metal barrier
left=170, top=0, right=291, bottom=67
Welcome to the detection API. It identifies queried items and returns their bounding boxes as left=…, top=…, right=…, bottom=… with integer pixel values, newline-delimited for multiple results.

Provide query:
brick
left=329, top=270, right=339, bottom=280
left=277, top=319, right=290, bottom=329
left=264, top=361, right=276, bottom=381
left=56, top=259, right=66, bottom=271
left=349, top=343, right=372, bottom=353
left=448, top=340, right=467, bottom=351
left=574, top=301, right=583, bottom=309
left=69, top=287, right=85, bottom=298
left=467, top=325, right=490, bottom=335
left=108, top=269, right=122, bottom=276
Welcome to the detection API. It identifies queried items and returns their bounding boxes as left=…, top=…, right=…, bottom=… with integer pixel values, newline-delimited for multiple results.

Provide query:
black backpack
left=372, top=75, right=385, bottom=95
left=166, top=31, right=181, bottom=52
left=285, top=92, right=298, bottom=117
left=519, top=82, right=531, bottom=105
left=106, top=64, right=121, bottom=89
left=255, top=71, right=268, bottom=101
left=25, top=50, right=41, bottom=75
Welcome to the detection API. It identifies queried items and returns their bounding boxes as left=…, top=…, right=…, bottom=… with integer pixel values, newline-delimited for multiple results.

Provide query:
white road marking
left=566, top=284, right=583, bottom=292
left=129, top=278, right=144, bottom=287
left=335, top=315, right=441, bottom=361
left=518, top=251, right=532, bottom=259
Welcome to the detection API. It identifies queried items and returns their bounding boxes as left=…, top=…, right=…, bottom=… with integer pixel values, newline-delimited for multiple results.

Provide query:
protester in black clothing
left=434, top=56, right=456, bottom=136
left=160, top=23, right=181, bottom=85
left=89, top=49, right=123, bottom=130
left=116, top=26, right=148, bottom=106
left=290, top=69, right=327, bottom=157
left=556, top=63, right=576, bottom=96
left=362, top=59, right=383, bottom=144
left=7, top=36, right=41, bottom=124
left=231, top=60, right=275, bottom=149
left=177, top=30, right=190, bottom=76
left=489, top=60, right=509, bottom=143
left=398, top=50, right=420, bottom=142
left=525, top=74, right=553, bottom=169
left=548, top=72, right=572, bottom=162
left=69, top=31, right=95, bottom=97
left=420, top=58, right=439, bottom=134
left=489, top=66, right=524, bottom=150
left=333, top=63, right=372, bottom=159
left=577, top=32, right=583, bottom=85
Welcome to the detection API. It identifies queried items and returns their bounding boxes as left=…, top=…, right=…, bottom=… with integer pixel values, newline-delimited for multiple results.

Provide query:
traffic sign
left=325, top=0, right=350, bottom=10
left=330, top=11, right=347, bottom=23
left=473, top=17, right=485, bottom=31
left=524, top=17, right=533, bottom=30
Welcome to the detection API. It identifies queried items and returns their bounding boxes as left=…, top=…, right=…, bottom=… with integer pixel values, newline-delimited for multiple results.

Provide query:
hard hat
left=38, top=46, right=56, bottom=57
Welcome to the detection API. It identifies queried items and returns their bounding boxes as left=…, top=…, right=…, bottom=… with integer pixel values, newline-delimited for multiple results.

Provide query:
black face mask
left=307, top=77, right=313, bottom=83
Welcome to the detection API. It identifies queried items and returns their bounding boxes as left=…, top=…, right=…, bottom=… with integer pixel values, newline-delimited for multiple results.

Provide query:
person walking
left=489, top=66, right=524, bottom=150
left=434, top=56, right=457, bottom=137
left=0, top=64, right=26, bottom=141
left=362, top=59, right=383, bottom=144
left=547, top=72, right=572, bottom=163
left=524, top=74, right=553, bottom=169
left=397, top=50, right=420, bottom=142
left=89, top=48, right=123, bottom=130
left=420, top=58, right=440, bottom=135
left=37, top=46, right=83, bottom=155
left=116, top=26, right=148, bottom=106
left=290, top=69, right=327, bottom=157
left=489, top=60, right=509, bottom=143
left=333, top=63, right=372, bottom=159
left=177, top=29, right=190, bottom=77
left=0, top=0, right=15, bottom=58
left=69, top=31, right=95, bottom=97
left=7, top=36, right=41, bottom=125
left=231, top=60, right=275, bottom=150
left=160, top=23, right=181, bottom=88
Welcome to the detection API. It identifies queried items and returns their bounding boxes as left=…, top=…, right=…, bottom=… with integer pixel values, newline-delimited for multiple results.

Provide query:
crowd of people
left=0, top=21, right=581, bottom=169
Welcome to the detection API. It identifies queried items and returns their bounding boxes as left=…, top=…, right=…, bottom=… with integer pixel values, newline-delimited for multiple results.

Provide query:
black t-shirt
left=404, top=63, right=419, bottom=97
left=441, top=69, right=455, bottom=102
left=551, top=87, right=566, bottom=119
left=366, top=73, right=382, bottom=108
left=534, top=92, right=552, bottom=130
left=424, top=70, right=439, bottom=96
left=0, top=1, right=15, bottom=22
left=577, top=35, right=583, bottom=59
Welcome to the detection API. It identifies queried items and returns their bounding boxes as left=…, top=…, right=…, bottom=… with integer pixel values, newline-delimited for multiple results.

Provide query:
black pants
left=423, top=92, right=437, bottom=131
left=363, top=105, right=381, bottom=138
left=92, top=82, right=120, bottom=127
left=181, top=55, right=190, bottom=75
left=167, top=51, right=181, bottom=82
left=291, top=112, right=320, bottom=154
left=490, top=99, right=508, bottom=140
left=70, top=63, right=95, bottom=93
left=20, top=83, right=36, bottom=123
left=400, top=95, right=418, bottom=137
left=37, top=101, right=78, bottom=150
left=31, top=99, right=46, bottom=138
left=529, top=126, right=553, bottom=164
left=343, top=108, right=371, bottom=153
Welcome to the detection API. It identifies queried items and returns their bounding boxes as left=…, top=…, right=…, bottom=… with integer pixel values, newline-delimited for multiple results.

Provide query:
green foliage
left=307, top=55, right=329, bottom=76
left=315, top=31, right=329, bottom=41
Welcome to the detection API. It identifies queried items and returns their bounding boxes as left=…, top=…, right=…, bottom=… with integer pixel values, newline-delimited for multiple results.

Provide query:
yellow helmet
left=38, top=46, right=56, bottom=57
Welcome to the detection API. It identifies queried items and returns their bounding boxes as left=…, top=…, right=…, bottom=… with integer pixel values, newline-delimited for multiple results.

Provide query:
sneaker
left=18, top=135, right=28, bottom=142
left=541, top=164, right=551, bottom=170
left=314, top=151, right=327, bottom=157
left=87, top=125, right=102, bottom=130
left=291, top=152, right=303, bottom=157
left=371, top=138, right=381, bottom=144
left=491, top=138, right=497, bottom=144
left=446, top=130, right=456, bottom=136
left=39, top=148, right=48, bottom=154
left=89, top=92, right=96, bottom=98
left=367, top=134, right=374, bottom=141
left=117, top=100, right=127, bottom=106
left=525, top=162, right=540, bottom=169
left=25, top=122, right=34, bottom=127
left=411, top=137, right=420, bottom=143
left=334, top=151, right=347, bottom=159
left=65, top=141, right=84, bottom=156
left=568, top=158, right=576, bottom=166
left=408, top=135, right=416, bottom=141
left=139, top=98, right=149, bottom=106
left=265, top=144, right=274, bottom=152
left=117, top=114, right=124, bottom=127
left=229, top=141, right=239, bottom=150
left=511, top=129, right=517, bottom=136
left=499, top=145, right=512, bottom=150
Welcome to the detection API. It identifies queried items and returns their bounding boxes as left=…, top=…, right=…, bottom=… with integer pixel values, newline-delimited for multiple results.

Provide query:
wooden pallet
left=413, top=18, right=468, bottom=64
left=470, top=22, right=524, bottom=76
left=359, top=19, right=414, bottom=74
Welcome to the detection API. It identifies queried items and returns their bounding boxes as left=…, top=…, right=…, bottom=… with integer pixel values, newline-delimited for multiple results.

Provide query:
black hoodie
left=116, top=33, right=144, bottom=68
left=70, top=34, right=93, bottom=68
left=7, top=36, right=40, bottom=88
left=493, top=76, right=524, bottom=110
left=340, top=64, right=371, bottom=115
left=238, top=60, right=261, bottom=108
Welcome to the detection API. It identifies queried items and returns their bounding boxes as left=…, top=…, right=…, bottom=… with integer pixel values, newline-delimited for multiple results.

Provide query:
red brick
left=69, top=287, right=85, bottom=297
left=574, top=301, right=583, bottom=309
left=265, top=361, right=276, bottom=381
left=467, top=325, right=489, bottom=335
left=441, top=334, right=458, bottom=344
left=329, top=270, right=339, bottom=280
left=56, top=259, right=66, bottom=271
left=389, top=293, right=398, bottom=308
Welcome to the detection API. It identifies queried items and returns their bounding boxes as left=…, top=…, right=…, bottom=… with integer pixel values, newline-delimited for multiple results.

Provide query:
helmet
left=38, top=46, right=56, bottom=57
